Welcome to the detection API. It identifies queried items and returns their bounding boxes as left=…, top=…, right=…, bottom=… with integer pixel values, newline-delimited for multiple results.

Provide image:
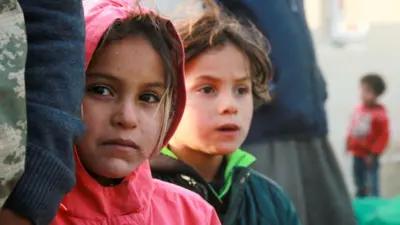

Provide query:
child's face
left=360, top=82, right=377, bottom=105
left=78, top=36, right=165, bottom=179
left=170, top=42, right=253, bottom=155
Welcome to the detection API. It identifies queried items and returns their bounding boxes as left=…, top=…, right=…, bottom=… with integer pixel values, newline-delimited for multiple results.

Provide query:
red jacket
left=347, top=104, right=389, bottom=157
left=52, top=152, right=221, bottom=225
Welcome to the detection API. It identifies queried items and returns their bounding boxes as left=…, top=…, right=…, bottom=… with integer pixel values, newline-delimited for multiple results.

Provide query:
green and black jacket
left=150, top=148, right=301, bottom=225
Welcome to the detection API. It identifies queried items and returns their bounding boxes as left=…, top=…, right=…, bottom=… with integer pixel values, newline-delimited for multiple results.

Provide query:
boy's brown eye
left=199, top=85, right=216, bottom=94
left=235, top=86, right=249, bottom=95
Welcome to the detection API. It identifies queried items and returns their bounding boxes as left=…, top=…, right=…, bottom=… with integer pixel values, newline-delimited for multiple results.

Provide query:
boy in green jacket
left=150, top=2, right=301, bottom=224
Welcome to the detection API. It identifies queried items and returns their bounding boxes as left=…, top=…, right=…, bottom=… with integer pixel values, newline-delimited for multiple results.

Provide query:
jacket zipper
left=223, top=169, right=251, bottom=224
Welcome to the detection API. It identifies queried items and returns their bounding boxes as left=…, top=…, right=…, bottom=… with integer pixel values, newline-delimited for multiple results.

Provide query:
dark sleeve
left=258, top=174, right=302, bottom=225
left=273, top=187, right=302, bottom=225
left=3, top=0, right=86, bottom=224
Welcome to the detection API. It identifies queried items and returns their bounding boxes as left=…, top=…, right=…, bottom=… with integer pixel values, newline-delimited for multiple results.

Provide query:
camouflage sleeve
left=3, top=0, right=86, bottom=223
left=0, top=0, right=28, bottom=207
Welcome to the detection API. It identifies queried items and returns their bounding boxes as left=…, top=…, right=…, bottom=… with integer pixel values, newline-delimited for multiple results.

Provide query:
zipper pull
left=60, top=203, right=68, bottom=211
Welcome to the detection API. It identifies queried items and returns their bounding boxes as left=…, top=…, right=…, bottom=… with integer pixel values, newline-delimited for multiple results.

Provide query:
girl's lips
left=102, top=138, right=141, bottom=151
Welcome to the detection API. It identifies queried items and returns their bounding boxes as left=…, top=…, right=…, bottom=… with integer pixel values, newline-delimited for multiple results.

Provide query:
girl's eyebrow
left=87, top=72, right=165, bottom=88
left=146, top=82, right=165, bottom=88
left=86, top=72, right=120, bottom=83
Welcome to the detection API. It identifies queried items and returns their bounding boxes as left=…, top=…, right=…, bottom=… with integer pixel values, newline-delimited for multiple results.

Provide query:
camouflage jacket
left=0, top=0, right=27, bottom=207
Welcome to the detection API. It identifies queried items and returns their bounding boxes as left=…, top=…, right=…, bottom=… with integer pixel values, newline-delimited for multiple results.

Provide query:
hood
left=84, top=0, right=186, bottom=148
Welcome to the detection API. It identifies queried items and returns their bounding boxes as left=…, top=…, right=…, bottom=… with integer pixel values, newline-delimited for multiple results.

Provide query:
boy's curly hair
left=176, top=0, right=273, bottom=107
left=361, top=73, right=386, bottom=96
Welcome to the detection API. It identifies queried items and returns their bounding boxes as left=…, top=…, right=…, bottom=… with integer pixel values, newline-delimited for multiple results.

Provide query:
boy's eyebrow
left=195, top=74, right=251, bottom=82
left=195, top=75, right=219, bottom=82
left=235, top=76, right=251, bottom=82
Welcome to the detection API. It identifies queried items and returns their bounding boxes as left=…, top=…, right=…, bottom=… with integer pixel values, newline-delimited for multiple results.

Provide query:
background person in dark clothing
left=0, top=0, right=86, bottom=224
left=215, top=0, right=357, bottom=224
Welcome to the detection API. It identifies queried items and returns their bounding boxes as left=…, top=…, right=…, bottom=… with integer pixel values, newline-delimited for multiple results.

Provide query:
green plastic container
left=353, top=196, right=400, bottom=225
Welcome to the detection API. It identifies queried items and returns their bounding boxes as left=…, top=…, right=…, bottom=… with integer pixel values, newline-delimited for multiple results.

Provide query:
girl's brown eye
left=87, top=85, right=113, bottom=96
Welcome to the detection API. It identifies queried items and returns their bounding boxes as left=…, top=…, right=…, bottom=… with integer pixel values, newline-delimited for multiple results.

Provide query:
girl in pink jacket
left=51, top=0, right=221, bottom=224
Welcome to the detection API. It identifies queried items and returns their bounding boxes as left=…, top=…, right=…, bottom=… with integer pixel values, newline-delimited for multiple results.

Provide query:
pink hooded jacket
left=51, top=0, right=221, bottom=224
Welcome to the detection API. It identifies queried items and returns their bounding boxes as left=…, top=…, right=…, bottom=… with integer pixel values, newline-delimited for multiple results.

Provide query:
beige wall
left=305, top=0, right=400, bottom=31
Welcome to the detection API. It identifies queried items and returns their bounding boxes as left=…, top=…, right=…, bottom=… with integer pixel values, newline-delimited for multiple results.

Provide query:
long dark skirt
left=243, top=137, right=357, bottom=225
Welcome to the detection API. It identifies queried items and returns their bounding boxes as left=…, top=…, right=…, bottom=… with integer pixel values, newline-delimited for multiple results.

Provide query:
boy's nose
left=218, top=96, right=238, bottom=115
left=111, top=101, right=139, bottom=129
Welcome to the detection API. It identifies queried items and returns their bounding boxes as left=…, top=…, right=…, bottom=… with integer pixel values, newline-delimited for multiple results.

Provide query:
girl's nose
left=111, top=101, right=138, bottom=129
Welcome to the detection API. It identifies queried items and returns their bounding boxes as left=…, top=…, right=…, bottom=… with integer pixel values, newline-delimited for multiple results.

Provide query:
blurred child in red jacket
left=347, top=74, right=389, bottom=197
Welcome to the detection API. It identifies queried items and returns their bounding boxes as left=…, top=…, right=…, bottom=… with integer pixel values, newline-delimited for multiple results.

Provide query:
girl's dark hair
left=176, top=0, right=273, bottom=106
left=91, top=12, right=182, bottom=149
